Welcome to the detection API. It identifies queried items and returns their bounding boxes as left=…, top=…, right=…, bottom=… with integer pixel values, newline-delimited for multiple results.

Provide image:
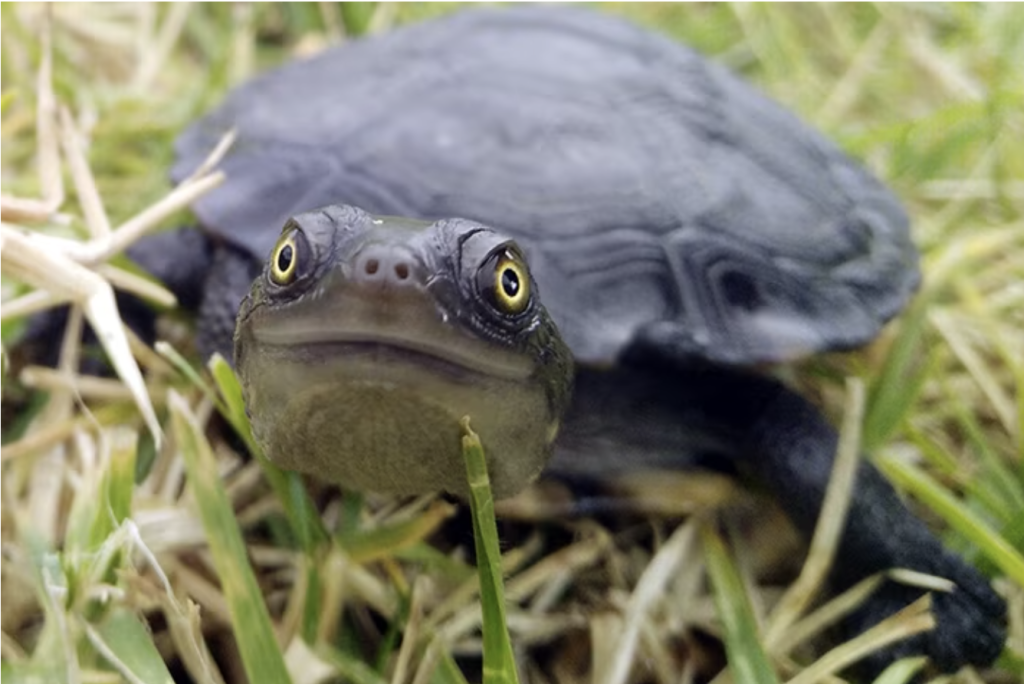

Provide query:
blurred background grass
left=2, top=3, right=1022, bottom=683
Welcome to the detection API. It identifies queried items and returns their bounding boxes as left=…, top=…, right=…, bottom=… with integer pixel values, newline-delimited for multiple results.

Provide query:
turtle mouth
left=252, top=324, right=533, bottom=381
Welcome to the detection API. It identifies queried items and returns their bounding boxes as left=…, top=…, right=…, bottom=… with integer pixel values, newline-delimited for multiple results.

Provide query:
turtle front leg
left=744, top=377, right=1007, bottom=674
left=552, top=360, right=1007, bottom=675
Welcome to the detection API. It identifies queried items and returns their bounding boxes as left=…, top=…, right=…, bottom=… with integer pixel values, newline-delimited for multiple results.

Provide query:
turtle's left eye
left=270, top=231, right=301, bottom=285
left=478, top=248, right=531, bottom=316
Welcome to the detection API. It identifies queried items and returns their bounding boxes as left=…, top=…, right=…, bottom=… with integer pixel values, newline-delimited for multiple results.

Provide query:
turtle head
left=234, top=204, right=573, bottom=498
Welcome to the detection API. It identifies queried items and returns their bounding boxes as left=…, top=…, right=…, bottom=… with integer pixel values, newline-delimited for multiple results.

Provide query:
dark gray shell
left=172, top=6, right=918, bottom=365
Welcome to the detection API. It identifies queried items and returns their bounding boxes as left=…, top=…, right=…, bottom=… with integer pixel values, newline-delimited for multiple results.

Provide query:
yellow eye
left=492, top=251, right=530, bottom=315
left=270, top=232, right=299, bottom=285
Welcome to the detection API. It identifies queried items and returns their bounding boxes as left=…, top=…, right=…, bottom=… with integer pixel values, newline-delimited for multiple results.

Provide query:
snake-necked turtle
left=102, top=6, right=1005, bottom=676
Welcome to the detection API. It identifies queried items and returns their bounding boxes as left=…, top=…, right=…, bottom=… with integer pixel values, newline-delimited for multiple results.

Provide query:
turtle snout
left=352, top=244, right=422, bottom=288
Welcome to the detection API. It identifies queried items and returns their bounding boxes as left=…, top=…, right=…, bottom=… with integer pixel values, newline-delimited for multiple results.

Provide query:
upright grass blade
left=169, top=391, right=293, bottom=684
left=863, top=299, right=932, bottom=451
left=765, top=378, right=865, bottom=647
left=701, top=523, right=781, bottom=684
left=64, top=427, right=137, bottom=556
left=207, top=354, right=328, bottom=554
left=87, top=608, right=175, bottom=684
left=431, top=651, right=472, bottom=684
left=207, top=355, right=328, bottom=644
left=460, top=417, right=520, bottom=684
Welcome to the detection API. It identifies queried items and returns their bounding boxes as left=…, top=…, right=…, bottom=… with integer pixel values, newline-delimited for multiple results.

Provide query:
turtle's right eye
left=270, top=229, right=304, bottom=285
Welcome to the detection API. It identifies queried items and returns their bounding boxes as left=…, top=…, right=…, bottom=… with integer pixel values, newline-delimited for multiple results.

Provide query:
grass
left=2, top=3, right=1023, bottom=683
left=461, top=419, right=520, bottom=684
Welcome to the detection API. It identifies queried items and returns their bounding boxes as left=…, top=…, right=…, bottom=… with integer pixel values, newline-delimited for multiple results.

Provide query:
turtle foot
left=843, top=552, right=1006, bottom=678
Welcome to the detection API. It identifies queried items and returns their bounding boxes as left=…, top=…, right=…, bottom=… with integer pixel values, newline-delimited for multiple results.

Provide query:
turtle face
left=233, top=204, right=573, bottom=499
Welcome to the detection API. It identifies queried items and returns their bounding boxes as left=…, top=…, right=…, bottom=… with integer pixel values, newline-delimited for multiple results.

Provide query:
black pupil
left=501, top=267, right=520, bottom=298
left=277, top=243, right=294, bottom=273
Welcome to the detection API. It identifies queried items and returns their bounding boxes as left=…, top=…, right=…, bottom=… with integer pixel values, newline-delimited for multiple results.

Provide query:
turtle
left=40, top=5, right=1008, bottom=677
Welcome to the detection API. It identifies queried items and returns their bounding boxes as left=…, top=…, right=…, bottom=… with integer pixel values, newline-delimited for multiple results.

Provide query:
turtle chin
left=236, top=336, right=557, bottom=499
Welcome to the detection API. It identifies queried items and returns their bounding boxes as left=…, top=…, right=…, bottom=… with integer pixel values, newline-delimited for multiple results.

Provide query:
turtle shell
left=171, top=6, right=918, bottom=365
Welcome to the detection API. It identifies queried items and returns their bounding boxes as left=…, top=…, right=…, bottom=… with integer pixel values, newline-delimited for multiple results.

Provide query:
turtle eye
left=270, top=230, right=301, bottom=285
left=478, top=248, right=531, bottom=316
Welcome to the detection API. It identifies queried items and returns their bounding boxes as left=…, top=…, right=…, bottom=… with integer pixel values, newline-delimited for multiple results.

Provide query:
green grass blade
left=461, top=417, right=520, bottom=684
left=158, top=344, right=328, bottom=554
left=338, top=500, right=456, bottom=564
left=431, top=650, right=472, bottom=684
left=701, top=523, right=781, bottom=684
left=395, top=543, right=476, bottom=585
left=338, top=2, right=377, bottom=35
left=156, top=341, right=219, bottom=400
left=876, top=453, right=1024, bottom=586
left=864, top=299, right=932, bottom=450
left=208, top=355, right=327, bottom=643
left=88, top=608, right=175, bottom=684
left=65, top=428, right=137, bottom=555
left=208, top=354, right=328, bottom=552
left=169, top=390, right=293, bottom=684
left=945, top=379, right=1024, bottom=518
left=24, top=538, right=73, bottom=683
left=315, top=643, right=390, bottom=684
left=869, top=656, right=927, bottom=684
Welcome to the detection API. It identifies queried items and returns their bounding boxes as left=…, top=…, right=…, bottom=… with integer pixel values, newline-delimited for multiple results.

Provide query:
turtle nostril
left=356, top=246, right=418, bottom=285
